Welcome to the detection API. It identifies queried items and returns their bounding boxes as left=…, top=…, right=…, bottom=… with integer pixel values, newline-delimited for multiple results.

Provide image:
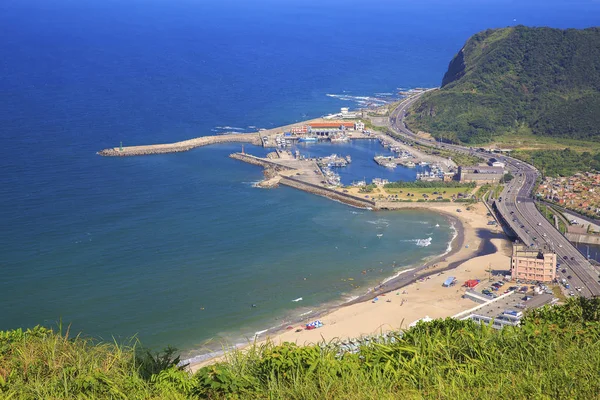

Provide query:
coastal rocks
left=257, top=177, right=281, bottom=188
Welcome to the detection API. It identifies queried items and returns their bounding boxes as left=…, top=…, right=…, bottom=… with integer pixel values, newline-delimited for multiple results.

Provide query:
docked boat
left=298, top=136, right=319, bottom=143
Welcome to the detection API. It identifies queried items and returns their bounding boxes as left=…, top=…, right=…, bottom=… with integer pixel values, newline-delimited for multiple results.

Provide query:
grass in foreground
left=2, top=298, right=600, bottom=399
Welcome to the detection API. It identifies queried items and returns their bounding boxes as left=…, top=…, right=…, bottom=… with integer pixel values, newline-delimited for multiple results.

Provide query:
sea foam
left=415, top=237, right=432, bottom=247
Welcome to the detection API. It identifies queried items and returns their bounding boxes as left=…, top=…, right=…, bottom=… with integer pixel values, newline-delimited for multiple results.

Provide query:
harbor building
left=459, top=165, right=505, bottom=183
left=340, top=107, right=358, bottom=119
left=510, top=244, right=556, bottom=283
left=290, top=125, right=308, bottom=135
left=308, top=121, right=356, bottom=136
left=354, top=120, right=365, bottom=131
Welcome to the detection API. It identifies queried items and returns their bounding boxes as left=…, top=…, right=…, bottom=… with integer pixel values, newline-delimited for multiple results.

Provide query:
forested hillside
left=406, top=26, right=600, bottom=144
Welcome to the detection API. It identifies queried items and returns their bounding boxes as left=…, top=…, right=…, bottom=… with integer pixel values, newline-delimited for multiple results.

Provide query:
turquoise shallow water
left=1, top=140, right=454, bottom=358
left=2, top=0, right=599, bottom=360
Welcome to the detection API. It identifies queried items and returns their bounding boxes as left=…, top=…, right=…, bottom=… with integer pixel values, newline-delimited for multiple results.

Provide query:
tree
left=501, top=172, right=514, bottom=183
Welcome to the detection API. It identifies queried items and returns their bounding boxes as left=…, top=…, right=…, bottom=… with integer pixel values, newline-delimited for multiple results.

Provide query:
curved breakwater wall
left=228, top=153, right=377, bottom=208
left=280, top=177, right=377, bottom=209
left=98, top=134, right=261, bottom=157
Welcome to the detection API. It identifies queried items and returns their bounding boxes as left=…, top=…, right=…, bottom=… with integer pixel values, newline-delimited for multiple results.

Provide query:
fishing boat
left=298, top=136, right=318, bottom=143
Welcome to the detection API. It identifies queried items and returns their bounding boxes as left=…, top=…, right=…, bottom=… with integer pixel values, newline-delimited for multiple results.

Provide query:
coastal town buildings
left=459, top=165, right=505, bottom=183
left=307, top=121, right=366, bottom=136
left=510, top=244, right=556, bottom=283
left=537, top=172, right=600, bottom=217
left=340, top=107, right=358, bottom=119
left=290, top=125, right=308, bottom=134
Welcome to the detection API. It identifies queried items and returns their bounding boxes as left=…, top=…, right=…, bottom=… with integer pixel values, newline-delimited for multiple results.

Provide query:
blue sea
left=1, top=0, right=598, bottom=359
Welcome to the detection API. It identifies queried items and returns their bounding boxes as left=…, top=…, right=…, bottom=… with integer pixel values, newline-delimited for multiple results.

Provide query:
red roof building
left=309, top=121, right=355, bottom=129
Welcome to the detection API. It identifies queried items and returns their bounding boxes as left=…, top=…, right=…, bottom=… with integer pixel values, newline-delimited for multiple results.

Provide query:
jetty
left=228, top=152, right=376, bottom=209
left=98, top=133, right=261, bottom=157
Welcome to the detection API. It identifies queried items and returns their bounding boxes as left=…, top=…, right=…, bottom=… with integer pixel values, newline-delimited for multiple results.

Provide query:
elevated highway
left=389, top=91, right=600, bottom=297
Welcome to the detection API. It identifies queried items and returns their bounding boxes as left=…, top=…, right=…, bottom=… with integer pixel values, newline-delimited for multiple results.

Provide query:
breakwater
left=280, top=177, right=377, bottom=209
left=98, top=133, right=261, bottom=157
left=229, top=152, right=377, bottom=208
left=229, top=153, right=294, bottom=171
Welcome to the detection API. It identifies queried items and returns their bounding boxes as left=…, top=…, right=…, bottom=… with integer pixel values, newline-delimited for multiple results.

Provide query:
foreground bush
left=2, top=297, right=600, bottom=399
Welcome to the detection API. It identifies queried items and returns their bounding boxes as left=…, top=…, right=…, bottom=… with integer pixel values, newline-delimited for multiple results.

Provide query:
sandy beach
left=189, top=202, right=512, bottom=372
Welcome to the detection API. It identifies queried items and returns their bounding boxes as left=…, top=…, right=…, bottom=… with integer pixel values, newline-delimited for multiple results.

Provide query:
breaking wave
left=214, top=126, right=247, bottom=131
left=366, top=219, right=390, bottom=227
left=325, top=93, right=391, bottom=107
left=415, top=237, right=432, bottom=247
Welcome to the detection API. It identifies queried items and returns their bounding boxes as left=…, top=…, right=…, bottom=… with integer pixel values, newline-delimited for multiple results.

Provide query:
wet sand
left=188, top=202, right=511, bottom=372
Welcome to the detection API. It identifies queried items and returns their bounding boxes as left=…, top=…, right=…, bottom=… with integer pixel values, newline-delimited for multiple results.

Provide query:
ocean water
left=1, top=0, right=599, bottom=357
left=291, top=140, right=430, bottom=185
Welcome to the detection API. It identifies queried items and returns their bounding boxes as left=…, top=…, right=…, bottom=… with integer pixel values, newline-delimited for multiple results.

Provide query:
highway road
left=389, top=91, right=600, bottom=297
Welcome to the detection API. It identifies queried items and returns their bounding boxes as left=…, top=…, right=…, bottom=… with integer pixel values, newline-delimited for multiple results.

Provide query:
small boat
left=298, top=136, right=318, bottom=143
left=435, top=224, right=440, bottom=227
left=292, top=297, right=303, bottom=302
left=377, top=234, right=383, bottom=238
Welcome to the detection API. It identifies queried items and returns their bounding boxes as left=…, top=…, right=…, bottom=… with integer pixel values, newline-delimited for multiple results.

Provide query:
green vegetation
left=539, top=203, right=569, bottom=233
left=0, top=325, right=189, bottom=399
left=512, top=148, right=600, bottom=177
left=474, top=183, right=491, bottom=200
left=501, top=172, right=514, bottom=183
left=384, top=180, right=475, bottom=189
left=491, top=184, right=504, bottom=199
left=358, top=184, right=377, bottom=193
left=3, top=298, right=600, bottom=398
left=558, top=220, right=567, bottom=234
left=406, top=26, right=600, bottom=144
left=383, top=186, right=469, bottom=201
left=404, top=137, right=483, bottom=166
left=537, top=203, right=556, bottom=225
left=362, top=119, right=388, bottom=133
left=471, top=129, right=600, bottom=153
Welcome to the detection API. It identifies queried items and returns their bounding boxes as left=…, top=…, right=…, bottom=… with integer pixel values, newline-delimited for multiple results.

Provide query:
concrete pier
left=97, top=133, right=261, bottom=157
left=228, top=151, right=377, bottom=209
left=280, top=177, right=376, bottom=209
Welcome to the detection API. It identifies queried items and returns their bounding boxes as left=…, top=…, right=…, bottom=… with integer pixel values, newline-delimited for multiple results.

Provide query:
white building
left=340, top=107, right=357, bottom=119
left=355, top=120, right=365, bottom=131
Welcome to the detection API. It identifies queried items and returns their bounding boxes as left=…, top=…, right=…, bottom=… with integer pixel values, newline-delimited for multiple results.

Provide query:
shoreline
left=182, top=211, right=460, bottom=367
left=95, top=96, right=509, bottom=371
left=186, top=202, right=506, bottom=371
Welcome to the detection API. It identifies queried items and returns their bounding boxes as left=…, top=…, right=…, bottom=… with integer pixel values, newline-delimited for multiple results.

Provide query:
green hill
left=2, top=298, right=600, bottom=398
left=406, top=26, right=600, bottom=144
